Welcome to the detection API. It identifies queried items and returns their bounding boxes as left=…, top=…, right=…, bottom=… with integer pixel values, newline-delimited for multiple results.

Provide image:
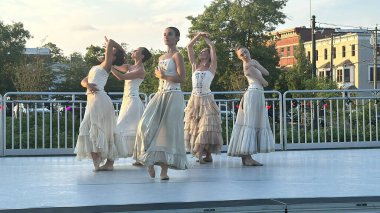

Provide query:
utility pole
left=330, top=33, right=334, bottom=81
left=311, top=15, right=317, bottom=78
left=374, top=26, right=378, bottom=89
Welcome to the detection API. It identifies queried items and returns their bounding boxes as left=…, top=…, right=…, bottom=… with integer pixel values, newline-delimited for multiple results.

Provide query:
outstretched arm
left=111, top=67, right=144, bottom=80
left=204, top=36, right=217, bottom=74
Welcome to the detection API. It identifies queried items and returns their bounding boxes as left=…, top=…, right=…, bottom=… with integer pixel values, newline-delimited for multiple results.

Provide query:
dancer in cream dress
left=99, top=47, right=152, bottom=170
left=75, top=37, right=125, bottom=171
left=227, top=46, right=275, bottom=166
left=134, top=27, right=189, bottom=180
left=184, top=32, right=223, bottom=164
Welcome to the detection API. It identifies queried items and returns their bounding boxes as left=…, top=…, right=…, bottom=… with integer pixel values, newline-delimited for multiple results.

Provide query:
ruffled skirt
left=227, top=89, right=275, bottom=156
left=184, top=94, right=223, bottom=157
left=114, top=96, right=145, bottom=158
left=75, top=91, right=118, bottom=162
left=134, top=91, right=189, bottom=170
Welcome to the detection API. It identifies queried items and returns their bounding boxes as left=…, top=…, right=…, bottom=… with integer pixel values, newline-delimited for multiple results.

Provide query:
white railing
left=2, top=89, right=380, bottom=156
left=1, top=92, right=148, bottom=156
left=283, top=89, right=380, bottom=149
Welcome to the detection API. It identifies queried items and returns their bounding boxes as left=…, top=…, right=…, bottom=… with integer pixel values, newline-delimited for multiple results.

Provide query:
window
left=369, top=66, right=380, bottom=81
left=280, top=48, right=284, bottom=57
left=319, top=71, right=324, bottom=78
left=307, top=51, right=311, bottom=60
left=326, top=70, right=331, bottom=78
left=344, top=68, right=350, bottom=82
left=287, top=46, right=291, bottom=57
left=342, top=46, right=346, bottom=58
left=324, top=48, right=328, bottom=60
left=337, top=69, right=343, bottom=82
left=351, top=44, right=356, bottom=56
left=333, top=47, right=336, bottom=59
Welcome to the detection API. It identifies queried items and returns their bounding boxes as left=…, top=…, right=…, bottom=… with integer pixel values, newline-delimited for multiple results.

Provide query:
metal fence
left=1, top=89, right=380, bottom=156
left=283, top=89, right=380, bottom=149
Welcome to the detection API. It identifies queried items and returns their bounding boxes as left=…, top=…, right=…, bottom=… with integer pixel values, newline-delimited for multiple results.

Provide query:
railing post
left=0, top=94, right=4, bottom=156
left=282, top=91, right=288, bottom=150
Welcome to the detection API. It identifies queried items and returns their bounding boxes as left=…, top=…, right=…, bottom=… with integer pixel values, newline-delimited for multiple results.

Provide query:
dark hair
left=168, top=26, right=180, bottom=37
left=235, top=45, right=245, bottom=53
left=113, top=49, right=125, bottom=66
left=140, top=47, right=152, bottom=63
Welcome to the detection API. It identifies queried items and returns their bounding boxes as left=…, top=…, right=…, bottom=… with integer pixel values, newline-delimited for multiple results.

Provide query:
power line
left=316, top=21, right=373, bottom=30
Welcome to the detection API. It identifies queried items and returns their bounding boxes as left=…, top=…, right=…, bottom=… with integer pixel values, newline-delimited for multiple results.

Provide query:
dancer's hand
left=104, top=36, right=109, bottom=42
left=262, top=79, right=268, bottom=87
left=87, top=83, right=99, bottom=93
left=204, top=37, right=213, bottom=46
left=155, top=67, right=166, bottom=80
left=199, top=32, right=210, bottom=37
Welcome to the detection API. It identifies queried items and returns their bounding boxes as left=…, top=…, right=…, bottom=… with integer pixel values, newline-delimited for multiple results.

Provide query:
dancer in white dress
left=134, top=27, right=189, bottom=180
left=75, top=37, right=125, bottom=171
left=184, top=32, right=223, bottom=164
left=227, top=46, right=275, bottom=166
left=99, top=47, right=152, bottom=170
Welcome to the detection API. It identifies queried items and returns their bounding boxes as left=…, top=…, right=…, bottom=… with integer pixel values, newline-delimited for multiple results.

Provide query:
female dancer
left=99, top=47, right=152, bottom=170
left=75, top=37, right=125, bottom=171
left=227, top=46, right=275, bottom=166
left=134, top=27, right=189, bottom=180
left=184, top=32, right=223, bottom=164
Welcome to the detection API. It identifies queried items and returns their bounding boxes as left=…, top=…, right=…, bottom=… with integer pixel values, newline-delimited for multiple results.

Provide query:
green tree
left=42, top=42, right=67, bottom=63
left=84, top=45, right=104, bottom=67
left=187, top=0, right=287, bottom=91
left=0, top=21, right=31, bottom=93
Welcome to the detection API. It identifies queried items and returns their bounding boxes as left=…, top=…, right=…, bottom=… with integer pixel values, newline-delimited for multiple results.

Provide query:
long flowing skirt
left=75, top=92, right=118, bottom=162
left=134, top=91, right=189, bottom=170
left=227, top=89, right=275, bottom=156
left=184, top=94, right=223, bottom=157
left=115, top=96, right=145, bottom=158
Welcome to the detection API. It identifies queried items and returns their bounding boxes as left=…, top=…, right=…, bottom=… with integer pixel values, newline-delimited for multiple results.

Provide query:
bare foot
left=242, top=156, right=263, bottom=166
left=160, top=163, right=169, bottom=180
left=132, top=161, right=143, bottom=166
left=148, top=165, right=155, bottom=178
left=98, top=164, right=114, bottom=171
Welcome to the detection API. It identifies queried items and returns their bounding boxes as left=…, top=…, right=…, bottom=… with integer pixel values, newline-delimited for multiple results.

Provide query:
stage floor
left=1, top=149, right=380, bottom=212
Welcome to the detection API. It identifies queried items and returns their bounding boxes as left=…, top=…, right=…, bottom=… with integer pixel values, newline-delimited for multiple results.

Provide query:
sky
left=1, top=0, right=379, bottom=56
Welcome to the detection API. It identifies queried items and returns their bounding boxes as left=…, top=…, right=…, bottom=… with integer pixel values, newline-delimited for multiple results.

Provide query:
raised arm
left=187, top=33, right=203, bottom=71
left=204, top=37, right=217, bottom=74
left=251, top=59, right=269, bottom=76
left=102, top=36, right=125, bottom=70
left=111, top=67, right=145, bottom=80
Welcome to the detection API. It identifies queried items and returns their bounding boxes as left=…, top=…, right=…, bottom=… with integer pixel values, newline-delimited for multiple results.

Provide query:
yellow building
left=304, top=32, right=379, bottom=89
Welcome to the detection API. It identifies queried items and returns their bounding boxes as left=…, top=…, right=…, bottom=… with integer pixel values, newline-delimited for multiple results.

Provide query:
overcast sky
left=1, top=0, right=379, bottom=56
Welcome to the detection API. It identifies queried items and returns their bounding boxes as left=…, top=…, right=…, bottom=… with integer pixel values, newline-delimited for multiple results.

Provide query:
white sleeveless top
left=244, top=63, right=264, bottom=90
left=123, top=78, right=143, bottom=97
left=157, top=58, right=181, bottom=92
left=86, top=65, right=109, bottom=94
left=192, top=70, right=214, bottom=96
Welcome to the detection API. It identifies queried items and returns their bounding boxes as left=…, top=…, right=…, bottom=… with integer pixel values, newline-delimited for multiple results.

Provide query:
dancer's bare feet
left=242, top=155, right=263, bottom=166
left=148, top=165, right=155, bottom=178
left=98, top=159, right=114, bottom=171
left=203, top=152, right=213, bottom=162
left=160, top=163, right=169, bottom=180
left=132, top=161, right=143, bottom=166
left=91, top=152, right=101, bottom=172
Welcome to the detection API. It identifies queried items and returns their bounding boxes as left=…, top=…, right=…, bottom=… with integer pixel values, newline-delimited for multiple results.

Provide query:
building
left=304, top=31, right=380, bottom=89
left=270, top=27, right=334, bottom=68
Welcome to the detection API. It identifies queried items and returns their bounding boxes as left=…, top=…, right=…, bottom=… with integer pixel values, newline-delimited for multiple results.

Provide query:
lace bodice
left=87, top=66, right=109, bottom=93
left=157, top=58, right=181, bottom=91
left=191, top=70, right=214, bottom=96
